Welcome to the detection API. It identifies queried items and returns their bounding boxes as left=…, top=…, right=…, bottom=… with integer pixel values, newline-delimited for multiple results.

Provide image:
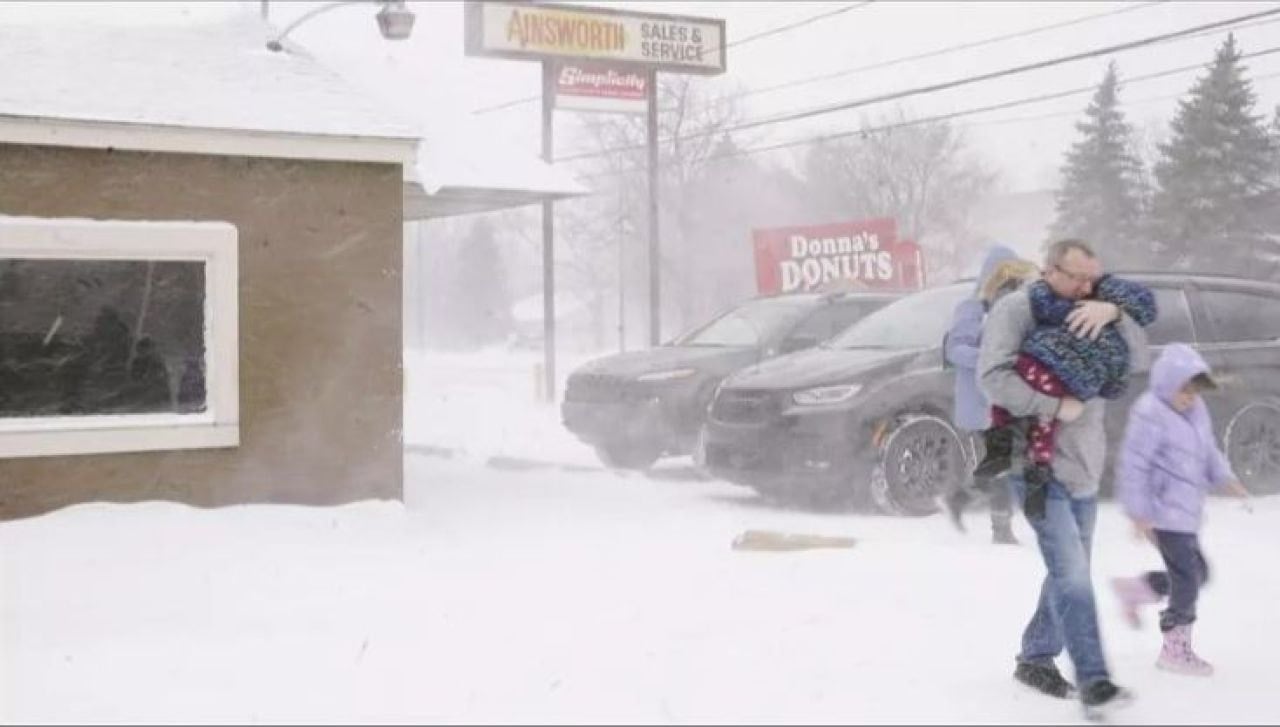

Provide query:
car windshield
left=826, top=284, right=971, bottom=350
left=672, top=297, right=815, bottom=347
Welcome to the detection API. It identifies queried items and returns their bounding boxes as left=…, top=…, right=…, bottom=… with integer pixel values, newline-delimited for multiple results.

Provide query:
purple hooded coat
left=1117, top=343, right=1237, bottom=533
left=944, top=245, right=1018, bottom=432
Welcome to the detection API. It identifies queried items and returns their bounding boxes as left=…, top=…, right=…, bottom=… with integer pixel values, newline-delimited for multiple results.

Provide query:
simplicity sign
left=465, top=1, right=727, bottom=75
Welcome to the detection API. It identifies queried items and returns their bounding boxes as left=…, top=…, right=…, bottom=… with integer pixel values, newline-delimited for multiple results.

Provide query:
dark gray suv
left=561, top=291, right=899, bottom=470
left=702, top=273, right=1280, bottom=513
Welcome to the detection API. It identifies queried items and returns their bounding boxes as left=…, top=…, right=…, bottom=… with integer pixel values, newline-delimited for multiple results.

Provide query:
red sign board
left=752, top=218, right=925, bottom=294
left=554, top=62, right=649, bottom=114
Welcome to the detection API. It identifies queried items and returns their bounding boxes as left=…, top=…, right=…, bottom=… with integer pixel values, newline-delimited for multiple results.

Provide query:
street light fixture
left=266, top=0, right=416, bottom=52
left=376, top=1, right=416, bottom=40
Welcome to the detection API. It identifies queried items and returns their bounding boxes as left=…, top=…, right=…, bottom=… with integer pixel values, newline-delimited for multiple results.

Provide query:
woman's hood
left=975, top=245, right=1019, bottom=293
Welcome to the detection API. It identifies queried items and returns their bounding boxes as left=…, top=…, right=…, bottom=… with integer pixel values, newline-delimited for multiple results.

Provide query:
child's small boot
left=972, top=426, right=1014, bottom=479
left=1157, top=624, right=1214, bottom=676
left=1109, top=576, right=1160, bottom=629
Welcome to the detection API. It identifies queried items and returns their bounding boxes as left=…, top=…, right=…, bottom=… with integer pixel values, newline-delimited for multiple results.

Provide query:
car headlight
left=792, top=383, right=862, bottom=406
left=636, top=368, right=698, bottom=382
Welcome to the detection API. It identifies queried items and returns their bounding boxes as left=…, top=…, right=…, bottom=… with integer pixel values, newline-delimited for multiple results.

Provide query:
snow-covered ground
left=403, top=347, right=603, bottom=468
left=4, top=350, right=1279, bottom=724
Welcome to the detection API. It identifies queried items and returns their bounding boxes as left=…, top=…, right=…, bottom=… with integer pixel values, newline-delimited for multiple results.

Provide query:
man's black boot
left=1014, top=661, right=1076, bottom=699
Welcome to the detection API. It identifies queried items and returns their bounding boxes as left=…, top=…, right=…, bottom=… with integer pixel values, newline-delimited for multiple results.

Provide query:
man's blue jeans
left=1011, top=475, right=1110, bottom=687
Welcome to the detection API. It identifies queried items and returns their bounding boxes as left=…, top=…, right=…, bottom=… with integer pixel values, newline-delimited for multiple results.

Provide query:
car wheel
left=870, top=414, right=965, bottom=516
left=1224, top=400, right=1280, bottom=495
left=593, top=440, right=661, bottom=471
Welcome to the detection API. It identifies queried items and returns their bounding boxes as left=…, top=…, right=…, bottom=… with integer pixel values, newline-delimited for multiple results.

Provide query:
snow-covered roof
left=0, top=2, right=589, bottom=217
left=406, top=130, right=590, bottom=219
left=0, top=5, right=420, bottom=162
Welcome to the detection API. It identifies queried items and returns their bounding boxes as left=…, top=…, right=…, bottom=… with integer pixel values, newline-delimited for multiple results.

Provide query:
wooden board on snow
left=731, top=529, right=857, bottom=552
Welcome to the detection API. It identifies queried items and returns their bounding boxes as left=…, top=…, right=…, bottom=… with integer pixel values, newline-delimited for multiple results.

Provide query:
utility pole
left=647, top=70, right=661, bottom=346
left=540, top=61, right=557, bottom=402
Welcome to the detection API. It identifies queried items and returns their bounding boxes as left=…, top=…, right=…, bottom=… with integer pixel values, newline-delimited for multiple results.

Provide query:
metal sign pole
left=647, top=69, right=660, bottom=346
left=541, top=61, right=557, bottom=402
left=463, top=2, right=726, bottom=357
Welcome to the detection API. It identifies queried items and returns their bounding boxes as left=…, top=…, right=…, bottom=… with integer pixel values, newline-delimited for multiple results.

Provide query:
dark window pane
left=787, top=307, right=840, bottom=342
left=1145, top=287, right=1195, bottom=346
left=786, top=301, right=882, bottom=347
left=674, top=298, right=813, bottom=347
left=1200, top=289, right=1280, bottom=343
left=0, top=259, right=206, bottom=417
left=830, top=285, right=971, bottom=350
left=829, top=301, right=886, bottom=335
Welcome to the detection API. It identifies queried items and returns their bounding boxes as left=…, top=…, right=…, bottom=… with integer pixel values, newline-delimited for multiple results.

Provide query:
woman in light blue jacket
left=942, top=245, right=1032, bottom=544
left=1110, top=343, right=1251, bottom=676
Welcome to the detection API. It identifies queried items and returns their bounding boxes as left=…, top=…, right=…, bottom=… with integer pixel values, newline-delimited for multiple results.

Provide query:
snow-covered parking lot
left=3, top=351, right=1279, bottom=724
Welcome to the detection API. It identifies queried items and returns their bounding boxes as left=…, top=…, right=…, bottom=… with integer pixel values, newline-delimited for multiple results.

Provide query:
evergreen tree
left=1149, top=35, right=1277, bottom=275
left=1050, top=62, right=1147, bottom=267
left=1261, top=105, right=1280, bottom=264
left=454, top=218, right=514, bottom=348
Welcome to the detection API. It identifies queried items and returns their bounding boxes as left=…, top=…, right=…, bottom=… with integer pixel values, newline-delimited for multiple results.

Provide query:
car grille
left=710, top=389, right=779, bottom=425
left=705, top=442, right=766, bottom=470
left=564, top=373, right=646, bottom=403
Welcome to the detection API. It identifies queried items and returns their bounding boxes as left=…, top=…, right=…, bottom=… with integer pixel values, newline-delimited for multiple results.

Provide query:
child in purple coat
left=1110, top=343, right=1251, bottom=676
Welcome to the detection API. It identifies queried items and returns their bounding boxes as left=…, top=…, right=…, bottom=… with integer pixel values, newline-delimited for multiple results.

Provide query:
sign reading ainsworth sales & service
left=465, top=1, right=727, bottom=75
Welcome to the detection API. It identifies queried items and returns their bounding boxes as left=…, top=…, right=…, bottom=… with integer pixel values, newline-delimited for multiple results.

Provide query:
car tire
left=870, top=413, right=966, bottom=516
left=594, top=440, right=661, bottom=471
left=1223, top=399, right=1280, bottom=495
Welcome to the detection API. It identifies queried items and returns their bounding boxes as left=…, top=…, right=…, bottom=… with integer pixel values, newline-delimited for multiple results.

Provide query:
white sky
left=270, top=0, right=1280, bottom=193
left=3, top=1, right=1278, bottom=193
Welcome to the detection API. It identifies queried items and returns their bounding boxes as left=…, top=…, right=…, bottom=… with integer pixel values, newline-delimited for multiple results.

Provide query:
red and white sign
left=554, top=62, right=649, bottom=114
left=752, top=218, right=926, bottom=294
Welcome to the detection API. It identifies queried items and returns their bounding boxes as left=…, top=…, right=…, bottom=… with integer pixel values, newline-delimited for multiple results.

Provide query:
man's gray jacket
left=978, top=286, right=1150, bottom=498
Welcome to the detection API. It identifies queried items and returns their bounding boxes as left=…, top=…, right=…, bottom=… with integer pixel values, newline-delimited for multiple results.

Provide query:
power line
left=467, top=1, right=873, bottom=115
left=470, top=0, right=1158, bottom=116
left=550, top=11, right=1280, bottom=159
left=470, top=94, right=539, bottom=116
left=570, top=45, right=1280, bottom=181
left=556, top=6, right=1280, bottom=163
left=722, top=1, right=873, bottom=51
left=707, top=0, right=1167, bottom=106
left=965, top=68, right=1280, bottom=129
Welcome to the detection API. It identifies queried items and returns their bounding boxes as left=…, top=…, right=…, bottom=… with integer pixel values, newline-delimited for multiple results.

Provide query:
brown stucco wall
left=0, top=144, right=404, bottom=519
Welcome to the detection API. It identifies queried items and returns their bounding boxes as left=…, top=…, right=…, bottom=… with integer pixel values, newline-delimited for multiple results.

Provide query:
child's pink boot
left=1157, top=624, right=1214, bottom=676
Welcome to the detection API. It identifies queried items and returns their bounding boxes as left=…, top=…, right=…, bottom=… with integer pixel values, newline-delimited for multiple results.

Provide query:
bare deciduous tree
left=553, top=75, right=764, bottom=343
left=802, top=108, right=997, bottom=281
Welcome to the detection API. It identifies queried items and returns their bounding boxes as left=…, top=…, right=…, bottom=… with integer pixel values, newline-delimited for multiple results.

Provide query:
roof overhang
left=0, top=115, right=591, bottom=221
left=402, top=182, right=587, bottom=220
left=403, top=137, right=589, bottom=220
left=0, top=114, right=418, bottom=166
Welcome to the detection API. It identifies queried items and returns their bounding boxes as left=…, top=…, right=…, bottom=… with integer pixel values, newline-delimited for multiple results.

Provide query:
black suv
left=702, top=273, right=1280, bottom=513
left=561, top=291, right=899, bottom=470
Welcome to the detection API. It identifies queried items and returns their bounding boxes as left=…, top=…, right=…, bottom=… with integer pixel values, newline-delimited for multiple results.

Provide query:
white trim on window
left=0, top=216, right=239, bottom=458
